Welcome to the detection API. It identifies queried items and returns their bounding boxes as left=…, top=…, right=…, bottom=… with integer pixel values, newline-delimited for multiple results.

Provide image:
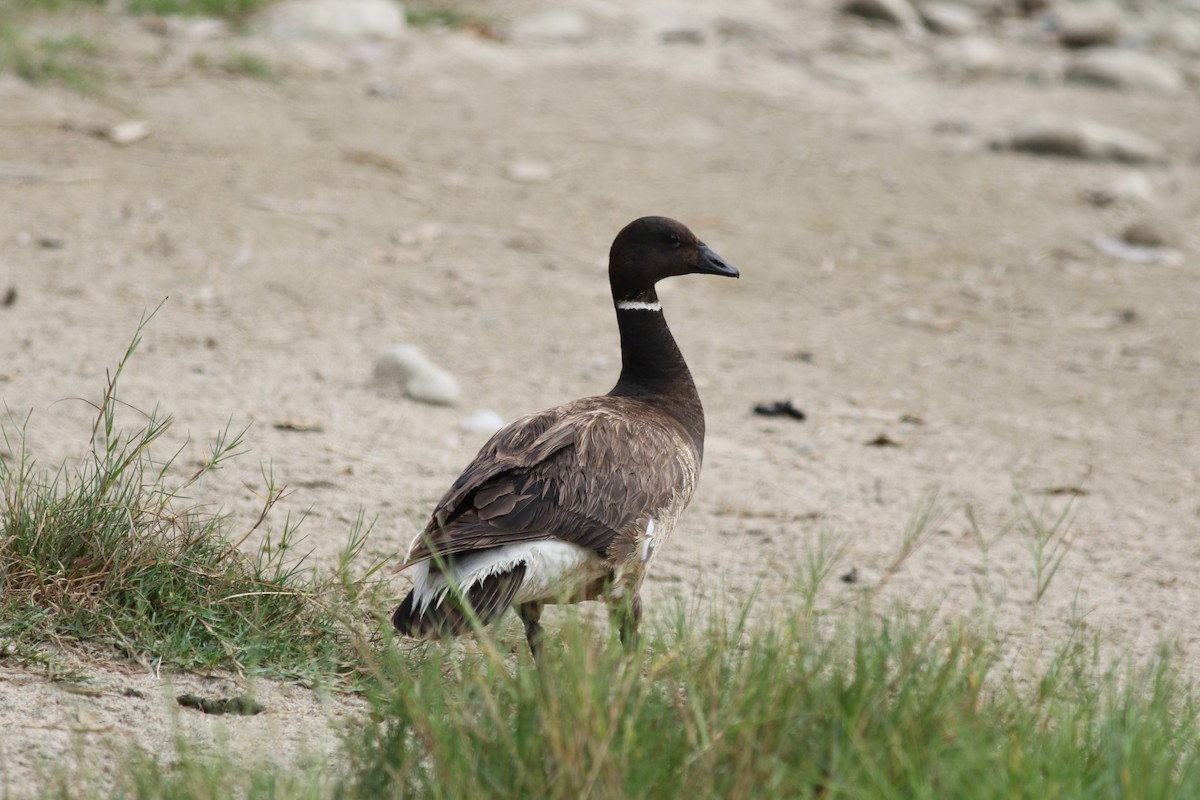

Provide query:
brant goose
left=392, top=216, right=738, bottom=659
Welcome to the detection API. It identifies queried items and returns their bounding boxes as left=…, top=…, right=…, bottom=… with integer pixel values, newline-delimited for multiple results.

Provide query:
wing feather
left=401, top=397, right=698, bottom=569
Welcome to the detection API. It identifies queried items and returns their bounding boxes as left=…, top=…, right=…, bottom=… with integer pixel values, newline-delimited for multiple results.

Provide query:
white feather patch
left=408, top=540, right=606, bottom=614
left=641, top=518, right=657, bottom=562
left=616, top=300, right=662, bottom=312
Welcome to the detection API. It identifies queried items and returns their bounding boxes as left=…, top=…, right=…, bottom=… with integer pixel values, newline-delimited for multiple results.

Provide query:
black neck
left=608, top=304, right=706, bottom=453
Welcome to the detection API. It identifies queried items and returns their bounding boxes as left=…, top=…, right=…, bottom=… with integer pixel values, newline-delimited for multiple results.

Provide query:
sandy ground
left=1, top=0, right=1199, bottom=793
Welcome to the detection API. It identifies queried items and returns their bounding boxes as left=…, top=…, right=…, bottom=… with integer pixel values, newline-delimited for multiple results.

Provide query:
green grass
left=0, top=24, right=104, bottom=92
left=191, top=49, right=280, bottom=81
left=0, top=307, right=380, bottom=682
left=47, top=599, right=1199, bottom=799
left=126, top=0, right=276, bottom=21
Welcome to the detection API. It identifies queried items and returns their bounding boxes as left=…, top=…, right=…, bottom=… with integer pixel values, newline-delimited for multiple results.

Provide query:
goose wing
left=400, top=397, right=697, bottom=569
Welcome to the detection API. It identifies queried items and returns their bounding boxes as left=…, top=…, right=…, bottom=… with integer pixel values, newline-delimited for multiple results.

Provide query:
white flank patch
left=409, top=540, right=605, bottom=614
left=616, top=300, right=662, bottom=312
left=641, top=518, right=657, bottom=562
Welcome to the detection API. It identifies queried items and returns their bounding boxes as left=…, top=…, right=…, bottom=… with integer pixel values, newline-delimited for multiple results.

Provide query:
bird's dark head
left=608, top=216, right=739, bottom=305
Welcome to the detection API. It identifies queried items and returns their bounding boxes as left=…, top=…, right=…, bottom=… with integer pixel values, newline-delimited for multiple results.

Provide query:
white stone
left=918, top=2, right=978, bottom=36
left=1065, top=48, right=1185, bottom=95
left=374, top=345, right=460, bottom=405
left=1004, top=114, right=1164, bottom=164
left=1080, top=171, right=1156, bottom=206
left=108, top=120, right=151, bottom=146
left=842, top=0, right=925, bottom=36
left=257, top=0, right=406, bottom=41
left=510, top=9, right=591, bottom=44
left=458, top=410, right=506, bottom=435
left=504, top=159, right=554, bottom=184
left=935, top=36, right=1007, bottom=77
left=1052, top=0, right=1124, bottom=48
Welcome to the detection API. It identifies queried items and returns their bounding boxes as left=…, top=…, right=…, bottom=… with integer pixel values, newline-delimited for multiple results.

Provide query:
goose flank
left=392, top=216, right=738, bottom=660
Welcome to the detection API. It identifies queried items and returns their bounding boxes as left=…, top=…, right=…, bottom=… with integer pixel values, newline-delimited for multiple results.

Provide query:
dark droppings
left=753, top=400, right=806, bottom=421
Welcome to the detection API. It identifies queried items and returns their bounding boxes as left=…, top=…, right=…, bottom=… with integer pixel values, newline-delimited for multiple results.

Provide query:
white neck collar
left=616, top=300, right=661, bottom=312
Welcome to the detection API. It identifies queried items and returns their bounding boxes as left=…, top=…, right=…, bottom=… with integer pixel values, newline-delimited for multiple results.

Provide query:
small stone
left=1001, top=115, right=1164, bottom=164
left=365, top=78, right=405, bottom=99
left=1080, top=171, right=1155, bottom=206
left=935, top=36, right=1007, bottom=77
left=1065, top=49, right=1185, bottom=95
left=374, top=345, right=460, bottom=406
left=504, top=159, right=554, bottom=184
left=256, top=0, right=406, bottom=41
left=459, top=410, right=506, bottom=435
left=510, top=9, right=591, bottom=44
left=842, top=0, right=925, bottom=35
left=1051, top=0, right=1124, bottom=49
left=1016, top=0, right=1052, bottom=15
left=1121, top=220, right=1171, bottom=248
left=1089, top=233, right=1183, bottom=265
left=1157, top=18, right=1200, bottom=57
left=918, top=2, right=978, bottom=35
left=659, top=28, right=705, bottom=45
left=108, top=119, right=151, bottom=146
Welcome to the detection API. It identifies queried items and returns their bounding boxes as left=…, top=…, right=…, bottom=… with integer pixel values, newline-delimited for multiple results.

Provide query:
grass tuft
left=0, top=305, right=380, bottom=682
left=126, top=0, right=277, bottom=22
left=0, top=24, right=105, bottom=93
left=330, top=599, right=1200, bottom=799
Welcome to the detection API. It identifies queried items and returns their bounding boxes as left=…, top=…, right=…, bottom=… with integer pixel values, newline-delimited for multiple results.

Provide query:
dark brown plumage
left=392, top=216, right=738, bottom=660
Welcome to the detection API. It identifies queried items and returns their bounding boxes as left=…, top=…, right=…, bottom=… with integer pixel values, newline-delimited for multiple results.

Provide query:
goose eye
left=666, top=233, right=681, bottom=248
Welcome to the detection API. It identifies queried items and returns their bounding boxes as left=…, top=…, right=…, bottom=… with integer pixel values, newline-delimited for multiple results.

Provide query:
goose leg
left=517, top=602, right=544, bottom=663
left=613, top=594, right=642, bottom=652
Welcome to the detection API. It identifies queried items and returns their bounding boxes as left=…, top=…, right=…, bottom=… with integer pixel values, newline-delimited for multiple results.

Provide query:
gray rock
left=1079, top=171, right=1155, bottom=206
left=1158, top=17, right=1200, bottom=56
left=1121, top=219, right=1172, bottom=248
left=257, top=0, right=406, bottom=41
left=918, top=2, right=979, bottom=35
left=1050, top=0, right=1124, bottom=48
left=1001, top=114, right=1164, bottom=163
left=935, top=36, right=1007, bottom=77
left=510, top=9, right=591, bottom=44
left=374, top=345, right=460, bottom=406
left=841, top=0, right=925, bottom=35
left=1089, top=233, right=1183, bottom=265
left=1065, top=48, right=1185, bottom=95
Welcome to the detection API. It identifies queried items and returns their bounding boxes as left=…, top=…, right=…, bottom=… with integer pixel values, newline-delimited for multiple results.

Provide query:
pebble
left=1157, top=17, right=1200, bottom=57
left=374, top=345, right=460, bottom=406
left=1079, top=170, right=1155, bottom=206
left=1089, top=233, right=1183, bottom=265
left=504, top=159, right=554, bottom=184
left=256, top=0, right=406, bottom=41
left=918, top=2, right=979, bottom=36
left=510, top=9, right=591, bottom=45
left=1000, top=114, right=1164, bottom=164
left=108, top=119, right=151, bottom=146
left=1065, top=48, right=1185, bottom=95
left=1050, top=0, right=1125, bottom=49
left=934, top=36, right=1007, bottom=77
left=364, top=78, right=405, bottom=99
left=458, top=409, right=506, bottom=435
left=1121, top=219, right=1172, bottom=248
left=841, top=0, right=925, bottom=36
